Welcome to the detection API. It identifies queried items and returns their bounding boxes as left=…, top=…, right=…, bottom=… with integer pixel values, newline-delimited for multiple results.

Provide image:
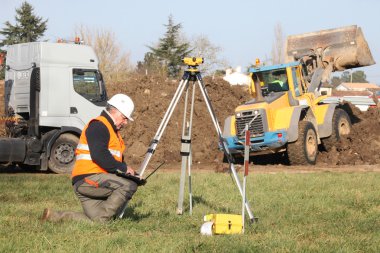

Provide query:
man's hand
left=115, top=168, right=146, bottom=186
left=127, top=167, right=136, bottom=176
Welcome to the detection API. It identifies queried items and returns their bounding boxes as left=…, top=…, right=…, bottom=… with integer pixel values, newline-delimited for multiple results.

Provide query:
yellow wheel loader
left=222, top=25, right=375, bottom=165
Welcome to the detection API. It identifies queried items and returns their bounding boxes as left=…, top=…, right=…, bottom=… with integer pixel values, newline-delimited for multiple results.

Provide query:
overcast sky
left=2, top=0, right=380, bottom=84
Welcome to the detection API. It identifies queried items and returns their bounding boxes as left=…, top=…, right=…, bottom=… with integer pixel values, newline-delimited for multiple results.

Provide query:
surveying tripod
left=120, top=57, right=255, bottom=222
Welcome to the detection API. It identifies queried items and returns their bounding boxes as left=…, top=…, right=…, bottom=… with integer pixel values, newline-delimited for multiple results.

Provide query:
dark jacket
left=72, top=111, right=127, bottom=185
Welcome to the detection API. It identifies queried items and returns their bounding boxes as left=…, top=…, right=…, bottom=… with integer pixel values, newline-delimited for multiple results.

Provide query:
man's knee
left=121, top=180, right=138, bottom=198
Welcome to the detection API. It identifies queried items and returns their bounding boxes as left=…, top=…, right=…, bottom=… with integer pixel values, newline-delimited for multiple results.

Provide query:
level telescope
left=183, top=57, right=204, bottom=66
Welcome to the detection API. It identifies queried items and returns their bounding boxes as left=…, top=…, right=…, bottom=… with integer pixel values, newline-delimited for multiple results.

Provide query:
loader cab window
left=300, top=64, right=310, bottom=93
left=73, top=69, right=107, bottom=106
left=292, top=67, right=301, bottom=97
left=254, top=68, right=289, bottom=97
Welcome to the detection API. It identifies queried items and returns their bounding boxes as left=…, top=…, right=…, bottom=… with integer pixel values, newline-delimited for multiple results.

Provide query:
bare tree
left=74, top=25, right=132, bottom=84
left=271, top=22, right=285, bottom=65
left=191, top=34, right=228, bottom=76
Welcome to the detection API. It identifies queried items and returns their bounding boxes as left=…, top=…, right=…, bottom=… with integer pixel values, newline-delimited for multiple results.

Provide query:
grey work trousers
left=73, top=173, right=138, bottom=222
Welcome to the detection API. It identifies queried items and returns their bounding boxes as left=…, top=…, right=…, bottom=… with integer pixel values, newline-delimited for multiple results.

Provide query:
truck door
left=70, top=68, right=107, bottom=130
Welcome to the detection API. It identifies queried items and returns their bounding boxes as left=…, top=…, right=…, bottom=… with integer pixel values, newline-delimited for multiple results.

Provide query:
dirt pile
left=108, top=75, right=251, bottom=166
left=115, top=75, right=380, bottom=167
left=318, top=103, right=380, bottom=165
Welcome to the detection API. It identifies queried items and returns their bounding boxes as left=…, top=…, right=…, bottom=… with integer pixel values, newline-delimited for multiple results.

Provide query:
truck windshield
left=253, top=68, right=289, bottom=96
left=73, top=69, right=107, bottom=105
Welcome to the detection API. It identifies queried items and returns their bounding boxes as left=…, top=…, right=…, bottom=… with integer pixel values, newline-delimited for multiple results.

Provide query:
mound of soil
left=108, top=75, right=250, bottom=166
left=318, top=103, right=380, bottom=165
left=113, top=76, right=380, bottom=167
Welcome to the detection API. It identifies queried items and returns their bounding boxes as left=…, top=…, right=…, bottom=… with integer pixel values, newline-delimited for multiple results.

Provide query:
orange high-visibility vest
left=72, top=116, right=125, bottom=177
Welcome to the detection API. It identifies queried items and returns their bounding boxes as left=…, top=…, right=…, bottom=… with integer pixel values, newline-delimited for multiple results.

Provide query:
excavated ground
left=1, top=76, right=379, bottom=170
left=318, top=103, right=380, bottom=165
left=109, top=75, right=380, bottom=168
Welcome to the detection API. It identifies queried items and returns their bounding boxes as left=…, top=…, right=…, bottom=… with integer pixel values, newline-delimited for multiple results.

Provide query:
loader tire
left=48, top=133, right=79, bottom=174
left=322, top=108, right=351, bottom=152
left=287, top=121, right=318, bottom=165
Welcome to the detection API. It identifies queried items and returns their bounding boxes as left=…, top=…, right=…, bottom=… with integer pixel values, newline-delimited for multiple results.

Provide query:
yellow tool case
left=204, top=214, right=243, bottom=235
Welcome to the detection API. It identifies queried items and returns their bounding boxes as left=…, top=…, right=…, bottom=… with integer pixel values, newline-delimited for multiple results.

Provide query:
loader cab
left=249, top=62, right=301, bottom=103
left=256, top=68, right=289, bottom=96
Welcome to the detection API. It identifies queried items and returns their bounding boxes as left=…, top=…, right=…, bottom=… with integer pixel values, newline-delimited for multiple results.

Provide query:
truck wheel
left=287, top=121, right=318, bottom=165
left=322, top=108, right=351, bottom=151
left=48, top=133, right=79, bottom=174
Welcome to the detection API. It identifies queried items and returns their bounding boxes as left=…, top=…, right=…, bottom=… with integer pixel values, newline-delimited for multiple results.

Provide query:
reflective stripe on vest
left=76, top=144, right=122, bottom=159
left=76, top=154, right=92, bottom=160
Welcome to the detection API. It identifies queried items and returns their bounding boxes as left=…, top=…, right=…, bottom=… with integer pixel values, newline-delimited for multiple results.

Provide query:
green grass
left=0, top=171, right=379, bottom=252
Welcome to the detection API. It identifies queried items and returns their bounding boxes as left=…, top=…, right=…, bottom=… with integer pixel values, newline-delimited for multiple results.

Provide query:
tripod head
left=183, top=57, right=204, bottom=74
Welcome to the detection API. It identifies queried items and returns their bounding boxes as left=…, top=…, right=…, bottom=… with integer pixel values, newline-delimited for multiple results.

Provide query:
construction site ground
left=1, top=75, right=380, bottom=172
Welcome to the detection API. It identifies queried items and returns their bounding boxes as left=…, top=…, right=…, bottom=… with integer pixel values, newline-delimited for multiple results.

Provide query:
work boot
left=40, top=208, right=63, bottom=222
left=40, top=208, right=89, bottom=222
left=40, top=208, right=54, bottom=222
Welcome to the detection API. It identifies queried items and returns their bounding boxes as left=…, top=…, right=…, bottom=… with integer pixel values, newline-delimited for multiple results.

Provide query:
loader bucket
left=286, top=25, right=375, bottom=71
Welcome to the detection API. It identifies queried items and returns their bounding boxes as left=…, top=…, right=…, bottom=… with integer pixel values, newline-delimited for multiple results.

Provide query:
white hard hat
left=107, top=94, right=135, bottom=121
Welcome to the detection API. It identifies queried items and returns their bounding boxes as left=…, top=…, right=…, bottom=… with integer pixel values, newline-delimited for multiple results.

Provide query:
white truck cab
left=1, top=41, right=107, bottom=173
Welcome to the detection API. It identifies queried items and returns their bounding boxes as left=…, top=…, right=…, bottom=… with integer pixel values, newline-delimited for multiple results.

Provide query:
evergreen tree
left=148, top=15, right=192, bottom=77
left=0, top=1, right=48, bottom=47
left=0, top=1, right=47, bottom=79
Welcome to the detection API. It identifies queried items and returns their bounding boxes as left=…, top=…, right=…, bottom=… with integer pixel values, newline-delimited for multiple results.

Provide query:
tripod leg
left=188, top=83, right=196, bottom=215
left=195, top=74, right=256, bottom=222
left=138, top=78, right=189, bottom=177
left=177, top=81, right=196, bottom=215
left=177, top=85, right=190, bottom=215
left=188, top=149, right=192, bottom=215
left=177, top=155, right=187, bottom=215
